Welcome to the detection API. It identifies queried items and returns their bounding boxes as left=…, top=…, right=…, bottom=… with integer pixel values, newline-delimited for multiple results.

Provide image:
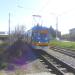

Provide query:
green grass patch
left=0, top=63, right=8, bottom=69
left=0, top=41, right=9, bottom=54
left=49, top=40, right=75, bottom=50
left=0, top=42, right=8, bottom=47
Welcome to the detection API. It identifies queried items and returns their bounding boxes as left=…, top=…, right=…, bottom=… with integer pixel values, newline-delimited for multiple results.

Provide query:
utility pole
left=56, top=16, right=58, bottom=40
left=9, top=12, right=10, bottom=44
left=50, top=13, right=59, bottom=40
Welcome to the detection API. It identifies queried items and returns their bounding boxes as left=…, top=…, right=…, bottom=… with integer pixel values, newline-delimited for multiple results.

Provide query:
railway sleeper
left=41, top=52, right=75, bottom=74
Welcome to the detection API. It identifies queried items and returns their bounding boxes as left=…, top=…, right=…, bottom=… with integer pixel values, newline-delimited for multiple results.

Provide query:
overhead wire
left=37, top=0, right=51, bottom=14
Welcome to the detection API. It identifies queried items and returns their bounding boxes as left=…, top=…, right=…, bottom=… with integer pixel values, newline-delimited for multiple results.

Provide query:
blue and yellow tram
left=26, top=25, right=51, bottom=49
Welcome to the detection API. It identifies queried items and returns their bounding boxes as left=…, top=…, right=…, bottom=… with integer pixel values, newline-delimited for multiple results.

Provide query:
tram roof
left=32, top=25, right=48, bottom=31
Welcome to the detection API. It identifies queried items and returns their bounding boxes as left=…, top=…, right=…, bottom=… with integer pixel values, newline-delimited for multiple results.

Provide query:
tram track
left=50, top=46, right=75, bottom=58
left=34, top=49, right=75, bottom=75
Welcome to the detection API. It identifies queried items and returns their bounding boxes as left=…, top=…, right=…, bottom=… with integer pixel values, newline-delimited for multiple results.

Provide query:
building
left=69, top=28, right=75, bottom=41
left=0, top=32, right=8, bottom=40
left=70, top=28, right=75, bottom=35
left=0, top=32, right=5, bottom=35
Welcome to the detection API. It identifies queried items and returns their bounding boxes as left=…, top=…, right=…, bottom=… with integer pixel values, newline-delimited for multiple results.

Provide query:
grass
left=49, top=40, right=75, bottom=50
left=0, top=42, right=9, bottom=47
left=0, top=41, right=9, bottom=54
left=0, top=41, right=10, bottom=70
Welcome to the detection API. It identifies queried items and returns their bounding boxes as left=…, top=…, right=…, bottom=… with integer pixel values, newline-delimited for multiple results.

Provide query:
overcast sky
left=0, top=0, right=75, bottom=34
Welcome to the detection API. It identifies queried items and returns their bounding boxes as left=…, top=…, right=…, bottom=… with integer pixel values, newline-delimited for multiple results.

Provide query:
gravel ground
left=0, top=56, right=54, bottom=75
left=0, top=41, right=55, bottom=75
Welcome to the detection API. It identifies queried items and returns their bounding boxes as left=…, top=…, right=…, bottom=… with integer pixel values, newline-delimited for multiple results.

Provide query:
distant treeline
left=49, top=26, right=61, bottom=39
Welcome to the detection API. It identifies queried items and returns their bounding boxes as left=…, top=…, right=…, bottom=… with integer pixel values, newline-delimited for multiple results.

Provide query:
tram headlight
left=39, top=41, right=40, bottom=43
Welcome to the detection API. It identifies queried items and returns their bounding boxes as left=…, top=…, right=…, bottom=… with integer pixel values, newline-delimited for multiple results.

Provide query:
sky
left=0, top=0, right=75, bottom=34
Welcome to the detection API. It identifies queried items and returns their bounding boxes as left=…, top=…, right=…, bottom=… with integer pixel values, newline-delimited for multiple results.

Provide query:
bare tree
left=10, top=25, right=26, bottom=42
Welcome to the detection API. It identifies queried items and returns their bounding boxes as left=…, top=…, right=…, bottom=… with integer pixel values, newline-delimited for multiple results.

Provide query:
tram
left=26, top=24, right=51, bottom=49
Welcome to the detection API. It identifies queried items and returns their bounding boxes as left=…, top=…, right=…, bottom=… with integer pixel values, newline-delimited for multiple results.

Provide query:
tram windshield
left=32, top=31, right=49, bottom=42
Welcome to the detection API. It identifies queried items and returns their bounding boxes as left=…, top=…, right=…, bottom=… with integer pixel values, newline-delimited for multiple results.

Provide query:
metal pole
left=56, top=16, right=58, bottom=40
left=9, top=12, right=10, bottom=44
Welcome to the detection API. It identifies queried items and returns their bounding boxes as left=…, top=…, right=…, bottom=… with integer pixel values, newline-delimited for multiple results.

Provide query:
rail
left=34, top=49, right=75, bottom=75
